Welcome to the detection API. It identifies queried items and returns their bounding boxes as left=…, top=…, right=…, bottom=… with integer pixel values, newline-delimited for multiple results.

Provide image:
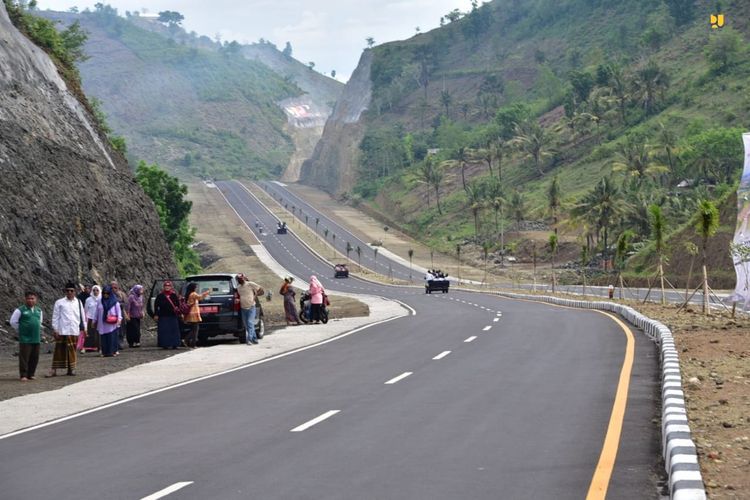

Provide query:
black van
left=147, top=273, right=264, bottom=344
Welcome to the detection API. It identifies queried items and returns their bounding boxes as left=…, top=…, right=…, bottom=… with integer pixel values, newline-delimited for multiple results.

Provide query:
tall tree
left=547, top=176, right=561, bottom=236
left=695, top=200, right=719, bottom=315
left=548, top=233, right=558, bottom=292
left=632, top=60, right=670, bottom=115
left=571, top=177, right=622, bottom=269
left=465, top=181, right=485, bottom=240
left=611, top=134, right=668, bottom=187
left=649, top=204, right=667, bottom=304
left=512, top=122, right=555, bottom=176
left=509, top=190, right=526, bottom=231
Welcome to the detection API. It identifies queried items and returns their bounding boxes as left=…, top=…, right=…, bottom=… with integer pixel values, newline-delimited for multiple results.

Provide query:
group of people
left=278, top=275, right=327, bottom=325
left=424, top=269, right=449, bottom=281
left=9, top=280, right=145, bottom=381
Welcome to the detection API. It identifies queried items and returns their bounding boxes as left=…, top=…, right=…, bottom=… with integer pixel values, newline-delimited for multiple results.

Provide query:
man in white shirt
left=47, top=282, right=85, bottom=377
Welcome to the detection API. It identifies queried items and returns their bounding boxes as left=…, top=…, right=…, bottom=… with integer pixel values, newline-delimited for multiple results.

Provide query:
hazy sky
left=38, top=0, right=475, bottom=81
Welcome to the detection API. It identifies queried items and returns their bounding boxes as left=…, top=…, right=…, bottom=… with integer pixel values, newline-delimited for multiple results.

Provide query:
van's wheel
left=255, top=319, right=265, bottom=339
left=321, top=309, right=329, bottom=324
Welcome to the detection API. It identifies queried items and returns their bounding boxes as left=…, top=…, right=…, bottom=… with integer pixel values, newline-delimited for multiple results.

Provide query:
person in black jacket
left=153, top=281, right=181, bottom=349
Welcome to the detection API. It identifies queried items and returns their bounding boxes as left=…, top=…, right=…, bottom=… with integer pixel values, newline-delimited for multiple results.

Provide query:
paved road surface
left=0, top=180, right=661, bottom=500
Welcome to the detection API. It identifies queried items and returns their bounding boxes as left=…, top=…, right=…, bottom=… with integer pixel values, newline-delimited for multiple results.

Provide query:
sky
left=38, top=0, right=475, bottom=81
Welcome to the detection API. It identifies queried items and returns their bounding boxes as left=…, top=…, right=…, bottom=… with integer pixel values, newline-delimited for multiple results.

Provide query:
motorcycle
left=299, top=290, right=329, bottom=324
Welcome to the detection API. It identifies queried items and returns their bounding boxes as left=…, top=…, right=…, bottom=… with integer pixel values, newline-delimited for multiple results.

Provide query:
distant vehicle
left=425, top=279, right=450, bottom=294
left=334, top=264, right=349, bottom=278
left=276, top=221, right=288, bottom=234
left=147, top=273, right=264, bottom=345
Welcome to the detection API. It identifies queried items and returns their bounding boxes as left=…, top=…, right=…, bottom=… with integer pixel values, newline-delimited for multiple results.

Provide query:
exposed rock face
left=0, top=3, right=176, bottom=326
left=299, top=50, right=373, bottom=196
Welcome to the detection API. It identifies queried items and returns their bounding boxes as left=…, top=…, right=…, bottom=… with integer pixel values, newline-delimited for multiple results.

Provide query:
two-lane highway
left=0, top=180, right=660, bottom=500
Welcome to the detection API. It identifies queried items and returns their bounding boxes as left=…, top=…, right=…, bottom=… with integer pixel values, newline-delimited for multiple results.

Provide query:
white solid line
left=483, top=326, right=492, bottom=331
left=433, top=351, right=451, bottom=360
left=464, top=336, right=478, bottom=343
left=385, top=372, right=413, bottom=385
left=493, top=317, right=500, bottom=322
left=141, top=482, right=194, bottom=500
left=291, top=410, right=340, bottom=432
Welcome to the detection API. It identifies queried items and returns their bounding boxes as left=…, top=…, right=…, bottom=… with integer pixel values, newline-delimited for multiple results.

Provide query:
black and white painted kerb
left=456, top=290, right=707, bottom=500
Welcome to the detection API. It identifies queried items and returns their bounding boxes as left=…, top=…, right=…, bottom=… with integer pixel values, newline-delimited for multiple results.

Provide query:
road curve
left=0, top=180, right=660, bottom=500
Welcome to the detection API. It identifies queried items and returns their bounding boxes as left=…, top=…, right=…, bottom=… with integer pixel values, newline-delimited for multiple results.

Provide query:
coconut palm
left=548, top=233, right=558, bottom=292
left=547, top=176, right=562, bottom=236
left=695, top=200, right=719, bottom=315
left=465, top=181, right=485, bottom=240
left=610, top=135, right=668, bottom=187
left=656, top=122, right=678, bottom=174
left=648, top=204, right=667, bottom=304
left=441, top=146, right=471, bottom=193
left=429, top=161, right=445, bottom=215
left=356, top=245, right=362, bottom=270
left=509, top=190, right=526, bottom=231
left=571, top=177, right=622, bottom=269
left=631, top=60, right=670, bottom=115
left=511, top=122, right=556, bottom=176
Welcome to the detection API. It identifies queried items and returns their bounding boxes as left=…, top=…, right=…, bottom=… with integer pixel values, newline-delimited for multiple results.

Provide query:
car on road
left=147, top=273, right=264, bottom=344
left=334, top=264, right=349, bottom=278
left=276, top=221, right=288, bottom=234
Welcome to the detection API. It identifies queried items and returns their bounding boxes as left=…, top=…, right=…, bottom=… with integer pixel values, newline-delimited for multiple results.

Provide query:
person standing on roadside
left=77, top=284, right=91, bottom=306
left=84, top=285, right=101, bottom=352
left=279, top=277, right=301, bottom=326
left=10, top=291, right=43, bottom=381
left=308, top=276, right=325, bottom=324
left=47, top=282, right=85, bottom=377
left=153, top=281, right=182, bottom=349
left=111, top=281, right=128, bottom=349
left=126, top=285, right=145, bottom=348
left=95, top=285, right=122, bottom=357
left=183, top=282, right=210, bottom=348
left=237, top=273, right=263, bottom=345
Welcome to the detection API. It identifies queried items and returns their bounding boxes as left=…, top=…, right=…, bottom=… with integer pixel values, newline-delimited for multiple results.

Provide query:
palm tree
left=632, top=60, right=670, bottom=115
left=607, top=63, right=629, bottom=125
left=315, top=217, right=320, bottom=235
left=548, top=233, right=558, bottom=292
left=441, top=147, right=471, bottom=193
left=683, top=241, right=699, bottom=302
left=408, top=249, right=414, bottom=281
left=346, top=241, right=353, bottom=264
left=509, top=190, right=526, bottom=231
left=656, top=122, right=678, bottom=174
left=548, top=176, right=561, bottom=236
left=324, top=228, right=329, bottom=241
left=492, top=141, right=507, bottom=181
left=356, top=245, right=362, bottom=270
left=414, top=157, right=436, bottom=208
left=615, top=230, right=634, bottom=299
left=465, top=181, right=485, bottom=240
left=571, top=177, right=622, bottom=269
left=429, top=161, right=445, bottom=214
left=482, top=241, right=491, bottom=285
left=610, top=135, right=668, bottom=187
left=695, top=200, right=719, bottom=315
left=456, top=244, right=462, bottom=282
left=649, top=204, right=667, bottom=304
left=580, top=245, right=589, bottom=296
left=440, top=89, right=452, bottom=118
left=511, top=122, right=555, bottom=176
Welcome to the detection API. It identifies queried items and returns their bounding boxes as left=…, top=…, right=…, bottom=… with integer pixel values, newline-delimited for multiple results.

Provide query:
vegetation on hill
left=42, top=4, right=302, bottom=180
left=347, top=0, right=749, bottom=286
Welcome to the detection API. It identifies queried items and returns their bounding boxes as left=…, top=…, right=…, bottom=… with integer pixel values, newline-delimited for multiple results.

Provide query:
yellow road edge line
left=487, top=294, right=635, bottom=498
left=585, top=310, right=635, bottom=500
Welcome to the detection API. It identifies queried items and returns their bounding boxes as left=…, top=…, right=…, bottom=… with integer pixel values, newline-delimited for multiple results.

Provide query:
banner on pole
left=731, top=133, right=750, bottom=305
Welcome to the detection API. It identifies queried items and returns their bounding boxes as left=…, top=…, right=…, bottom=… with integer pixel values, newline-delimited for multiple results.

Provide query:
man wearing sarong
left=47, top=282, right=85, bottom=377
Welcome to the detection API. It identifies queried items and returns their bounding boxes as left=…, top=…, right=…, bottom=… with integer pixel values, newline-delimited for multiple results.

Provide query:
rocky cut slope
left=0, top=2, right=176, bottom=333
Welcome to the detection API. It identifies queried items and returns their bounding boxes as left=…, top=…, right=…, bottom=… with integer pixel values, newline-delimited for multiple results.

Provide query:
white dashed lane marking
left=432, top=351, right=451, bottom=360
left=493, top=317, right=500, bottom=322
left=464, top=336, right=477, bottom=343
left=482, top=326, right=492, bottom=331
left=291, top=410, right=341, bottom=432
left=385, top=372, right=413, bottom=385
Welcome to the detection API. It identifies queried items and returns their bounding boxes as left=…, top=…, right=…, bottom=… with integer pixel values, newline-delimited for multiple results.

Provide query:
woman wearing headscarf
left=280, top=277, right=301, bottom=326
left=83, top=285, right=101, bottom=353
left=95, top=285, right=122, bottom=357
left=153, top=281, right=181, bottom=349
left=182, top=282, right=210, bottom=348
left=308, top=276, right=325, bottom=325
left=126, top=285, right=145, bottom=348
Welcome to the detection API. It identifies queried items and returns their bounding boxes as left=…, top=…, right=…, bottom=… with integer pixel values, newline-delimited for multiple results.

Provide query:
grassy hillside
left=43, top=6, right=301, bottom=179
left=342, top=0, right=749, bottom=283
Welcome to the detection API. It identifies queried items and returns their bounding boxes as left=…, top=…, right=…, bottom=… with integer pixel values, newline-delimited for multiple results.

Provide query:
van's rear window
left=191, top=280, right=231, bottom=295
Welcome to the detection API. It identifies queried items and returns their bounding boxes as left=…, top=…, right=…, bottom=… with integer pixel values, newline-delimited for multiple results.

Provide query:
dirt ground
left=0, top=181, right=368, bottom=403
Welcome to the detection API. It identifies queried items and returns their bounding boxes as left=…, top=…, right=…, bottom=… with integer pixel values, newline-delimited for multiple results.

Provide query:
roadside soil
left=0, top=180, right=368, bottom=403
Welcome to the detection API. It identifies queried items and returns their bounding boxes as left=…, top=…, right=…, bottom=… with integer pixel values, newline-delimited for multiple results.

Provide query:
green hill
left=42, top=6, right=303, bottom=179
left=303, top=0, right=749, bottom=282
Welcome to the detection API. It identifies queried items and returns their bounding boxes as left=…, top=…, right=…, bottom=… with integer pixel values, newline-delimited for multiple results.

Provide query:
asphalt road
left=0, top=180, right=661, bottom=500
left=263, top=180, right=731, bottom=309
